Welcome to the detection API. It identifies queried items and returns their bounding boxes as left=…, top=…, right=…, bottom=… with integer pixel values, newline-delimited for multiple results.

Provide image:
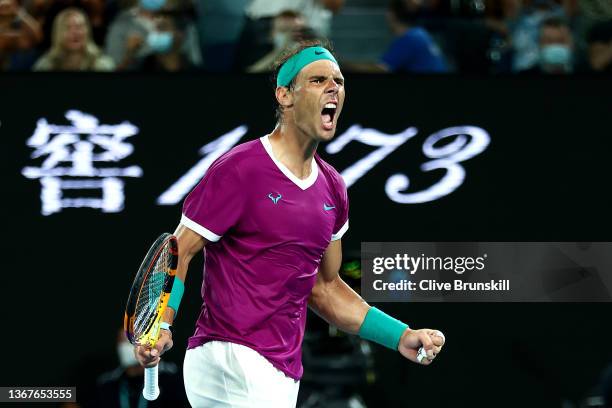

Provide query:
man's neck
left=269, top=121, right=318, bottom=180
left=393, top=23, right=411, bottom=36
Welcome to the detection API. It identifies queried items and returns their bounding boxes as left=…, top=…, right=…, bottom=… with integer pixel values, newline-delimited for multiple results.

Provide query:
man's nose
left=325, top=79, right=339, bottom=93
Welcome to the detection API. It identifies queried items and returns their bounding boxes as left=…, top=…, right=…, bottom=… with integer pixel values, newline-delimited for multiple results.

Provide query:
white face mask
left=117, top=341, right=139, bottom=368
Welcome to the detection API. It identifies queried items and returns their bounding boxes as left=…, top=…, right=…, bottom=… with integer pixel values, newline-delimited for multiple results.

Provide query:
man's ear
left=275, top=86, right=294, bottom=109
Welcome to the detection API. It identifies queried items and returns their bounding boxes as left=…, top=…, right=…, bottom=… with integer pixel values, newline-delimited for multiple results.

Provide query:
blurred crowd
left=0, top=0, right=611, bottom=73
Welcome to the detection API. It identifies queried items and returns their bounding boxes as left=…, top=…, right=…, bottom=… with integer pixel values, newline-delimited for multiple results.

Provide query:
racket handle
left=143, top=365, right=160, bottom=400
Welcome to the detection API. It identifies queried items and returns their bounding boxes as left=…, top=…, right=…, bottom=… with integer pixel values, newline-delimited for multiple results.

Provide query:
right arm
left=135, top=224, right=206, bottom=367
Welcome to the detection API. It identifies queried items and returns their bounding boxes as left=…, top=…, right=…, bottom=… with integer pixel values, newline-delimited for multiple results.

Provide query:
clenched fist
left=135, top=329, right=173, bottom=368
left=398, top=328, right=445, bottom=365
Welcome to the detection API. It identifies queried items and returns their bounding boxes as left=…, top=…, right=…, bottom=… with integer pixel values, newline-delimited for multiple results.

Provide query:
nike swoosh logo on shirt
left=323, top=204, right=335, bottom=211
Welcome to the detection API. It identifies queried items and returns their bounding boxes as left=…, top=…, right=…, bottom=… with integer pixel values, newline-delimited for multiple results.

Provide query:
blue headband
left=276, top=46, right=338, bottom=87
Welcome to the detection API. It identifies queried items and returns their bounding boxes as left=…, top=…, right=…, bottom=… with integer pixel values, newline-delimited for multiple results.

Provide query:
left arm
left=308, top=239, right=369, bottom=334
left=309, top=239, right=446, bottom=364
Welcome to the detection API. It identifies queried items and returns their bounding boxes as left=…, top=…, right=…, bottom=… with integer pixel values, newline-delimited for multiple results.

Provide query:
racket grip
left=143, top=365, right=160, bottom=400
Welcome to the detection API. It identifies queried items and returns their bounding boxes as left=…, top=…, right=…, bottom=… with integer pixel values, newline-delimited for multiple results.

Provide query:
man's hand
left=135, top=329, right=173, bottom=368
left=398, top=328, right=445, bottom=366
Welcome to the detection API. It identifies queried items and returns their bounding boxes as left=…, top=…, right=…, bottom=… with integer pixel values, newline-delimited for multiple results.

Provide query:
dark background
left=1, top=74, right=611, bottom=407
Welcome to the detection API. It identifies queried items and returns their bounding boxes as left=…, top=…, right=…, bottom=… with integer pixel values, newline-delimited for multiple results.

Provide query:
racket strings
left=134, top=245, right=170, bottom=340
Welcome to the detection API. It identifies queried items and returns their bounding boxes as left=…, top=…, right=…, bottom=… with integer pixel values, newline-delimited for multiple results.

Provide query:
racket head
left=124, top=233, right=178, bottom=348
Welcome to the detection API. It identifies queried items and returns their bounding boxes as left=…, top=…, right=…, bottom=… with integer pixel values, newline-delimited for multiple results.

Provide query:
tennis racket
left=124, top=233, right=178, bottom=401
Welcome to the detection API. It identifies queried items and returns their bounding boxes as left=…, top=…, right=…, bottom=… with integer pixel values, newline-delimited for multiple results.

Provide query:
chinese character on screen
left=22, top=110, right=143, bottom=215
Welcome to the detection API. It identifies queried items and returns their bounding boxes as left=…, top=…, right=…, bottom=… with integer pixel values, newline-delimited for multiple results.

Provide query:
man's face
left=540, top=25, right=572, bottom=47
left=288, top=59, right=345, bottom=142
left=539, top=24, right=573, bottom=72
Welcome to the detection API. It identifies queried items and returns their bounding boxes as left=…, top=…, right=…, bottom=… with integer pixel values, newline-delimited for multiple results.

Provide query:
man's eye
left=312, top=79, right=323, bottom=83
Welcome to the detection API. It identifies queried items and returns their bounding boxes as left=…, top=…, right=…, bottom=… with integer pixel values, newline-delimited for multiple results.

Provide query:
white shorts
left=183, top=341, right=300, bottom=408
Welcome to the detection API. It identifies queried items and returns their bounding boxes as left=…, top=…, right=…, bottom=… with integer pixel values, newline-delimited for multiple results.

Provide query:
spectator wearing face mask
left=0, top=0, right=42, bottom=70
left=247, top=10, right=317, bottom=73
left=90, top=329, right=187, bottom=408
left=141, top=13, right=194, bottom=72
left=510, top=0, right=565, bottom=72
left=523, top=17, right=574, bottom=74
left=33, top=7, right=114, bottom=70
left=105, top=0, right=200, bottom=70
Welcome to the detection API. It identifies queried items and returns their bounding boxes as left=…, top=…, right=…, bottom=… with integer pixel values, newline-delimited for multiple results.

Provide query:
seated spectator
left=0, top=0, right=42, bottom=70
left=235, top=0, right=344, bottom=70
left=247, top=10, right=317, bottom=73
left=105, top=0, right=200, bottom=70
left=340, top=0, right=448, bottom=73
left=523, top=17, right=574, bottom=74
left=586, top=19, right=612, bottom=73
left=510, top=0, right=565, bottom=72
left=380, top=0, right=448, bottom=73
left=35, top=0, right=112, bottom=52
left=141, top=13, right=195, bottom=71
left=33, top=7, right=114, bottom=70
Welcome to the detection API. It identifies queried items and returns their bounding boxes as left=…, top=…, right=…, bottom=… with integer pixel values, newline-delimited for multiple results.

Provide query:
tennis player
left=135, top=40, right=445, bottom=408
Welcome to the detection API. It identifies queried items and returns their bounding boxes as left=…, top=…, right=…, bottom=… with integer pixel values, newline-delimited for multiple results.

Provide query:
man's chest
left=237, top=178, right=338, bottom=253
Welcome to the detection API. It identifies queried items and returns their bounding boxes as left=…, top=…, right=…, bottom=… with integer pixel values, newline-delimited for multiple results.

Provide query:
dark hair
left=587, top=20, right=612, bottom=44
left=388, top=0, right=419, bottom=25
left=540, top=17, right=569, bottom=30
left=271, top=39, right=336, bottom=123
left=276, top=10, right=303, bottom=19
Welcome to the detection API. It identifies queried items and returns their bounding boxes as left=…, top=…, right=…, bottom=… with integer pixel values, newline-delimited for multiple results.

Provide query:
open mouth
left=321, top=103, right=337, bottom=131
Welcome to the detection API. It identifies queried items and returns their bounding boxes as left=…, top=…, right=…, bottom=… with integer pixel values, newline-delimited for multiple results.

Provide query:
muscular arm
left=161, top=224, right=207, bottom=325
left=308, top=240, right=446, bottom=365
left=308, top=239, right=369, bottom=334
left=137, top=224, right=206, bottom=367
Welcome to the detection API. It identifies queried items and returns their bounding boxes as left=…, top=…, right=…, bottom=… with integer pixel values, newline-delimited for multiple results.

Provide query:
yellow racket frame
left=124, top=233, right=178, bottom=349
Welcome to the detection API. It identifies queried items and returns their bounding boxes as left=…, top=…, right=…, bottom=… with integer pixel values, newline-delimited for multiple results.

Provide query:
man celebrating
left=136, top=40, right=445, bottom=408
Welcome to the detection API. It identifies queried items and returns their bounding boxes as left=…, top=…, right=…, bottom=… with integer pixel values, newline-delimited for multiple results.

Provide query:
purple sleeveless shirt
left=181, top=135, right=349, bottom=380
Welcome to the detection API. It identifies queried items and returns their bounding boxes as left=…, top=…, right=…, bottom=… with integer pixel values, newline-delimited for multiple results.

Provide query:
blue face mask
left=540, top=44, right=571, bottom=66
left=140, top=0, right=165, bottom=11
left=147, top=31, right=173, bottom=53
